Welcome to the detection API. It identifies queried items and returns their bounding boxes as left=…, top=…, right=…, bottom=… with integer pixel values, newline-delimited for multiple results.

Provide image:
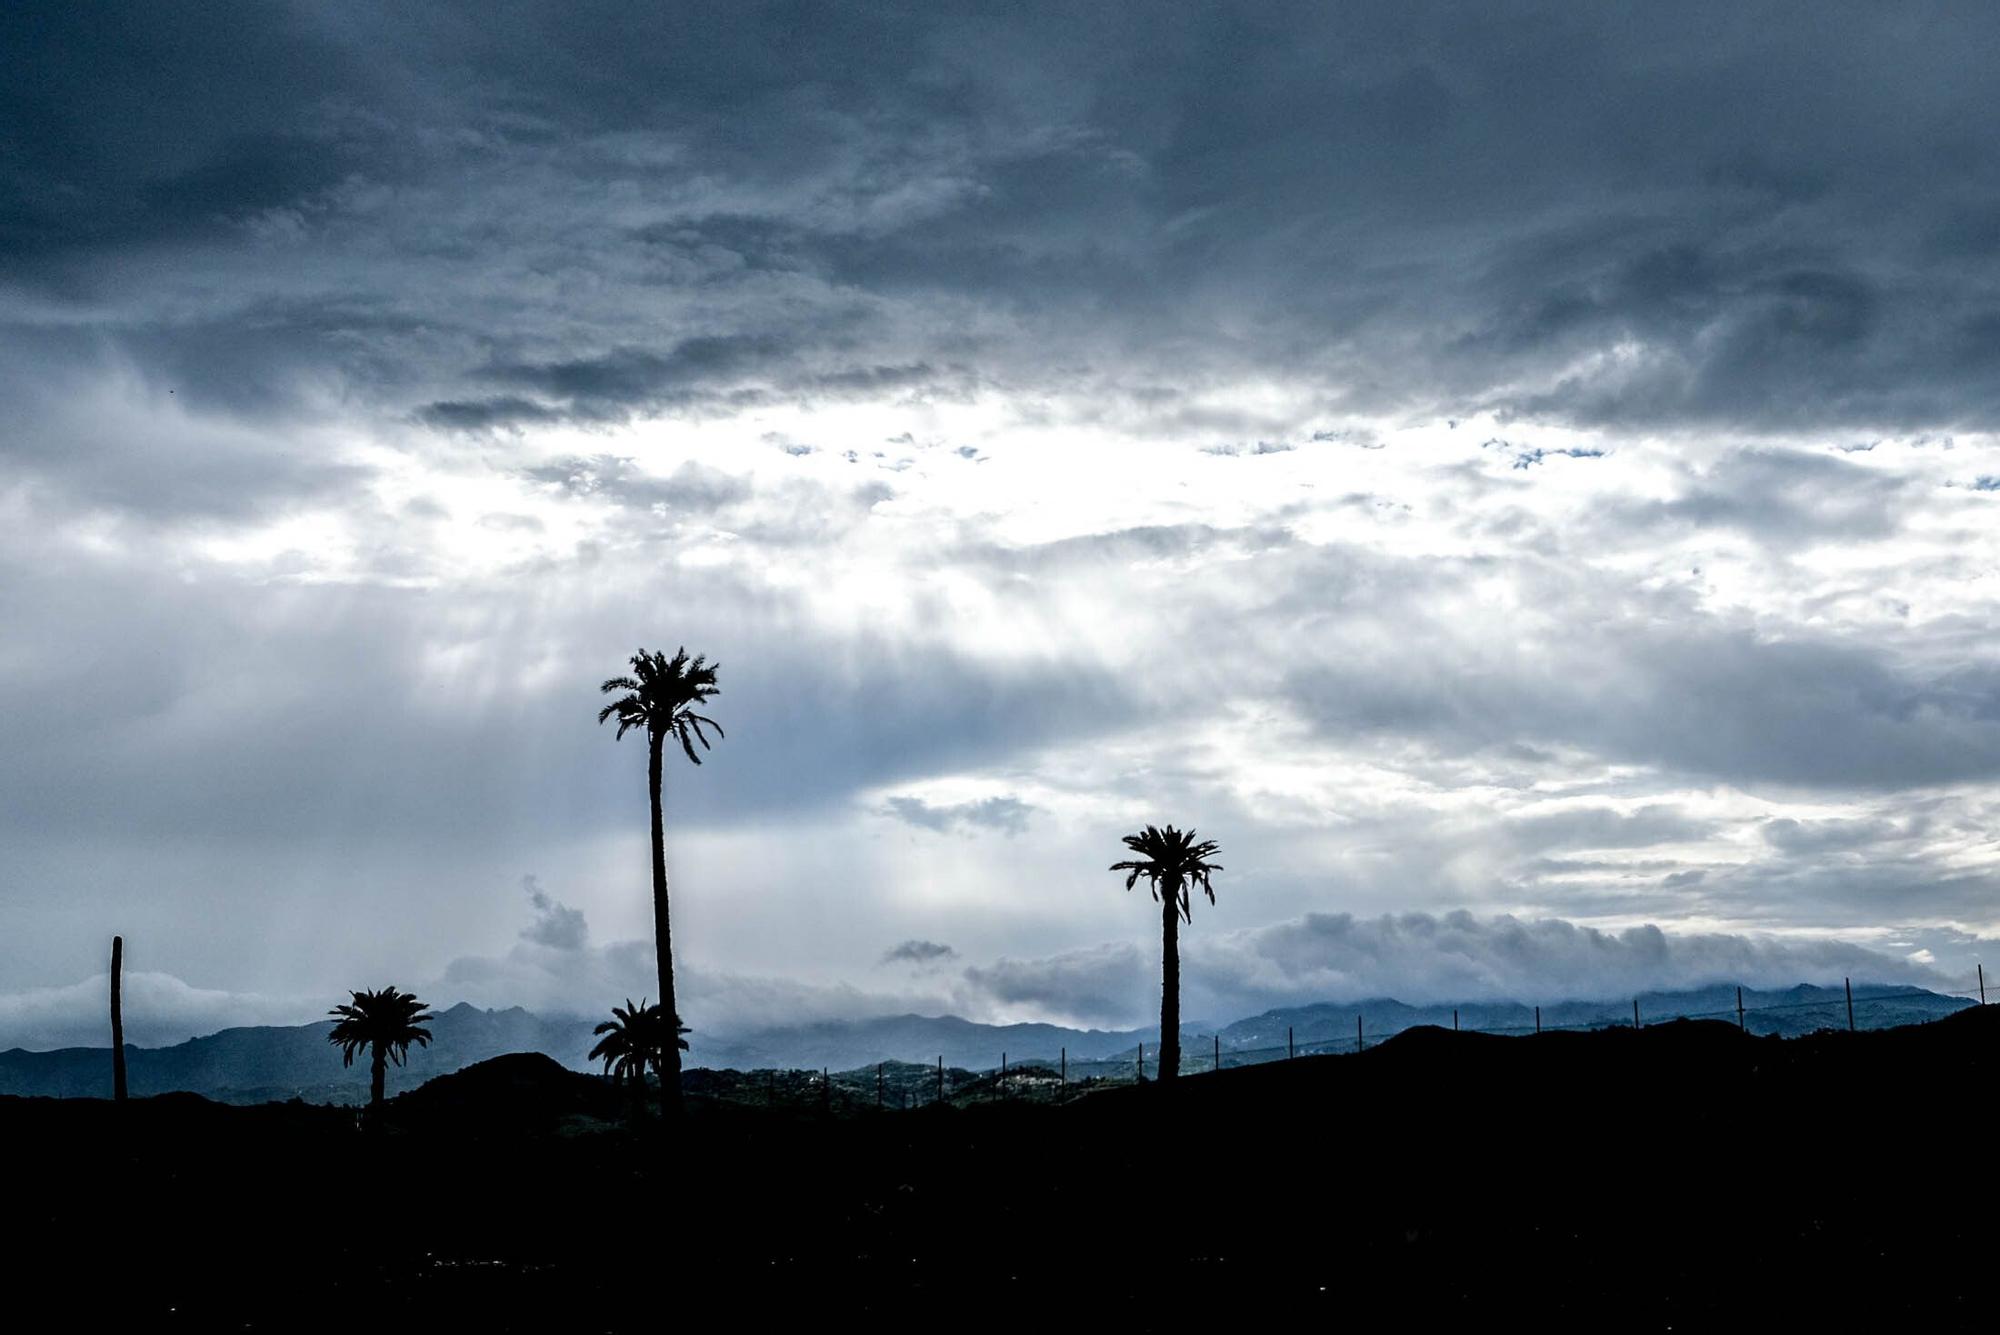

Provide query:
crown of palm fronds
left=598, top=647, right=724, bottom=764
left=588, top=999, right=690, bottom=1083
left=1110, top=824, right=1223, bottom=923
left=327, top=987, right=435, bottom=1068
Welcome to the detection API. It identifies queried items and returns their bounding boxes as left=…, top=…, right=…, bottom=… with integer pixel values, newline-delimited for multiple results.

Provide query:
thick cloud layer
left=3, top=4, right=1998, bottom=1022
left=13, top=4, right=2000, bottom=438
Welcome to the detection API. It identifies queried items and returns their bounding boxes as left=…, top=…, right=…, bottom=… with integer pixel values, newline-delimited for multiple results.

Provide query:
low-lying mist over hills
left=0, top=983, right=1972, bottom=1104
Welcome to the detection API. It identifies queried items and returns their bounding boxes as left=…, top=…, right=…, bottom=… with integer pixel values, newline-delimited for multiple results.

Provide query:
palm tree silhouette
left=599, top=646, right=723, bottom=1116
left=588, top=998, right=690, bottom=1118
left=1112, top=825, right=1222, bottom=1084
left=327, top=986, right=435, bottom=1108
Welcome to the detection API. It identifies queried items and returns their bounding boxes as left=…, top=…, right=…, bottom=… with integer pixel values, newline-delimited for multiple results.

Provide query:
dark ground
left=11, top=1007, right=1996, bottom=1331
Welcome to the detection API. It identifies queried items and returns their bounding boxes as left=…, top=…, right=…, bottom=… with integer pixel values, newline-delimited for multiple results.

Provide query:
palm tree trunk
left=370, top=1048, right=386, bottom=1107
left=1159, top=883, right=1181, bottom=1083
left=648, top=730, right=684, bottom=1116
left=110, top=935, right=128, bottom=1102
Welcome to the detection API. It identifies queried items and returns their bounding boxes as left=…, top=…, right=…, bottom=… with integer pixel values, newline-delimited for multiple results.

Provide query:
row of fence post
left=813, top=972, right=1988, bottom=1108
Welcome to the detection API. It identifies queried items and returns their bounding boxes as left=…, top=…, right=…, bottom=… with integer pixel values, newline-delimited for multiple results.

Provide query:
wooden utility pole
left=110, top=935, right=127, bottom=1103
left=1137, top=1043, right=1144, bottom=1080
left=1534, top=1005, right=1541, bottom=1035
left=1980, top=964, right=1986, bottom=1005
left=1737, top=987, right=1745, bottom=1031
left=1214, top=1034, right=1221, bottom=1073
left=1633, top=999, right=1641, bottom=1029
left=1452, top=1008, right=1458, bottom=1032
left=1845, top=977, right=1855, bottom=1032
left=1287, top=1026, right=1294, bottom=1059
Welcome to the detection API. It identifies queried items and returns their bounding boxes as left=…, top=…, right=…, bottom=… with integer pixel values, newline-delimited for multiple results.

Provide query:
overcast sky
left=5, top=3, right=1999, bottom=1048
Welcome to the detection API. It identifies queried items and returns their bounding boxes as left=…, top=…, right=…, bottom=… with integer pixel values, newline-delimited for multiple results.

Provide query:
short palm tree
left=598, top=647, right=723, bottom=1117
left=327, top=986, right=435, bottom=1108
left=1112, top=825, right=1222, bottom=1083
left=588, top=998, right=690, bottom=1118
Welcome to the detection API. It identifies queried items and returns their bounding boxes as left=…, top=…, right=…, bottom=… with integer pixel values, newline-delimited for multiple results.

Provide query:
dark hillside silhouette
left=1111, top=824, right=1221, bottom=1082
left=326, top=986, right=435, bottom=1108
left=10, top=1005, right=1996, bottom=1327
left=599, top=646, right=722, bottom=1117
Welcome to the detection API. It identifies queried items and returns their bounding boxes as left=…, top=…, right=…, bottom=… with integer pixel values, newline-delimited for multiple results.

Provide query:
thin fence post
left=1138, top=1043, right=1144, bottom=1081
left=110, top=935, right=127, bottom=1104
left=1214, top=1034, right=1221, bottom=1073
left=1980, top=964, right=1986, bottom=1006
left=1633, top=998, right=1641, bottom=1030
left=1287, top=1026, right=1294, bottom=1059
left=1737, top=987, right=1745, bottom=1031
left=1061, top=1046, right=1067, bottom=1088
left=937, top=1055, right=944, bottom=1105
left=1845, top=977, right=1855, bottom=1032
left=1534, top=1005, right=1540, bottom=1035
left=1452, top=1008, right=1458, bottom=1032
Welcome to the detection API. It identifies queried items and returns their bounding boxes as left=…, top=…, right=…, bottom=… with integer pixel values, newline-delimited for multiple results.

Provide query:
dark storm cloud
left=879, top=939, right=957, bottom=968
left=881, top=795, right=1036, bottom=836
left=0, top=2, right=375, bottom=265
left=9, top=3, right=2000, bottom=434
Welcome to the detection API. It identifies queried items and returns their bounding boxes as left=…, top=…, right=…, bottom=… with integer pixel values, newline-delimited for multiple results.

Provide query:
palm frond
left=1109, top=824, right=1224, bottom=917
left=596, top=646, right=725, bottom=763
left=324, top=986, right=435, bottom=1070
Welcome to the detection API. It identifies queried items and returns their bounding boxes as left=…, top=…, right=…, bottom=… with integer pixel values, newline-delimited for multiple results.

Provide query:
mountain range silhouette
left=0, top=983, right=1968, bottom=1102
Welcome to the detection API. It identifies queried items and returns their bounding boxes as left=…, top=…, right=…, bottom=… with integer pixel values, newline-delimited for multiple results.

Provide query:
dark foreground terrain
left=11, top=1008, right=1996, bottom=1331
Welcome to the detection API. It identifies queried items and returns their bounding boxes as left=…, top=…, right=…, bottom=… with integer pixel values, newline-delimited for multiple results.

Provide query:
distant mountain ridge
left=0, top=1002, right=597, bottom=1105
left=0, top=984, right=1973, bottom=1104
left=1210, top=983, right=1971, bottom=1054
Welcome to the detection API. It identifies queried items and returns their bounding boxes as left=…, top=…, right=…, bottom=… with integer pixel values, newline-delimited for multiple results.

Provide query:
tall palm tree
left=1111, top=825, right=1222, bottom=1084
left=599, top=646, right=723, bottom=1116
left=327, top=986, right=435, bottom=1108
left=588, top=998, right=690, bottom=1118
